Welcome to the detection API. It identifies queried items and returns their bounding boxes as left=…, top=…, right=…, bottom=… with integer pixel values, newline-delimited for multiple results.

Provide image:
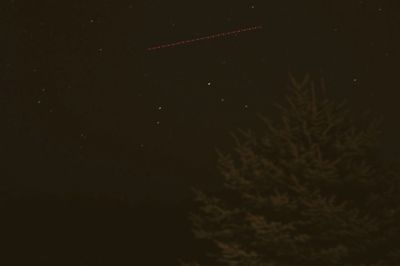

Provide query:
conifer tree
left=183, top=74, right=400, bottom=266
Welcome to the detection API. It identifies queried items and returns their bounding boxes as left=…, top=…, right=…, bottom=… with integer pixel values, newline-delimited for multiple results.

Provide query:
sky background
left=3, top=0, right=400, bottom=203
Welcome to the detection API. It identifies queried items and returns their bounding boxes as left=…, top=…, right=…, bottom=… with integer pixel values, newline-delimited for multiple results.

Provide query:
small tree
left=184, top=74, right=400, bottom=266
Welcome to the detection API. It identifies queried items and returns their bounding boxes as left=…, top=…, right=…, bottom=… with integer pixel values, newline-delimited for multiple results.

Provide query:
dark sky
left=3, top=0, right=400, bottom=202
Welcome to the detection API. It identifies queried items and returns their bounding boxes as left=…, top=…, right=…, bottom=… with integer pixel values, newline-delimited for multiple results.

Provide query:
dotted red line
left=147, top=25, right=263, bottom=51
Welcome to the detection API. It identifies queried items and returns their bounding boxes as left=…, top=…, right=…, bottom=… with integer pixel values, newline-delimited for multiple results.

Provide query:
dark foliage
left=184, top=74, right=400, bottom=266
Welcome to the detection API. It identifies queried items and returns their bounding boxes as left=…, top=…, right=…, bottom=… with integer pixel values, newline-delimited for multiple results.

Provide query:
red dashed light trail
left=147, top=25, right=263, bottom=51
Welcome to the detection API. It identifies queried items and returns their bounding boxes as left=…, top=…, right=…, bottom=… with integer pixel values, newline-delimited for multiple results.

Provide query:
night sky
left=3, top=0, right=400, bottom=203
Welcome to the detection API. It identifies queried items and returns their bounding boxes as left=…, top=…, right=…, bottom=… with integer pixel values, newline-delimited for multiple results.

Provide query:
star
left=207, top=82, right=212, bottom=86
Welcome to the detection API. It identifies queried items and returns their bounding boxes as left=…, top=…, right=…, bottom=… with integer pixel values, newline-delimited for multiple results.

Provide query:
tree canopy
left=183, top=74, right=400, bottom=266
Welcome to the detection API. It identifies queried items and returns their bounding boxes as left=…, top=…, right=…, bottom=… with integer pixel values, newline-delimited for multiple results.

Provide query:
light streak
left=147, top=25, right=262, bottom=51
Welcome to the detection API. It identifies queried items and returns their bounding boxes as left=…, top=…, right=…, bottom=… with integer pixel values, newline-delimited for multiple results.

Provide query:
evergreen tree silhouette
left=182, top=74, right=400, bottom=266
